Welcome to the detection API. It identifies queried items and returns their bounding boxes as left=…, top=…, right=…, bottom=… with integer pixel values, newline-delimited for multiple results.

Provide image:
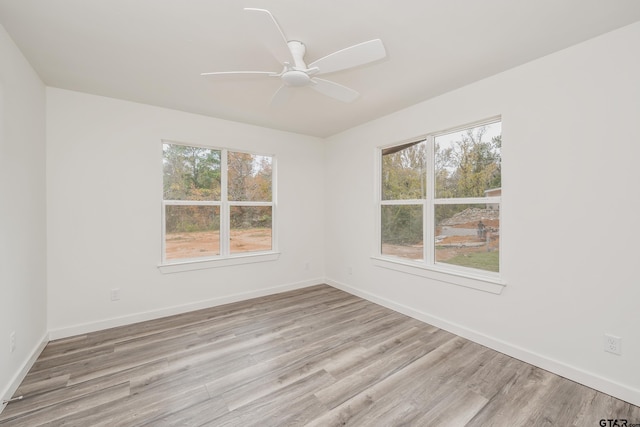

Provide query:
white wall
left=0, top=25, right=47, bottom=405
left=324, top=22, right=640, bottom=405
left=46, top=89, right=325, bottom=337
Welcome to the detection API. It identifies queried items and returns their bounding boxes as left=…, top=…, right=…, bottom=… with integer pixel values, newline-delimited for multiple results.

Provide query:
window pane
left=381, top=140, right=426, bottom=200
left=163, top=143, right=221, bottom=201
left=165, top=205, right=220, bottom=260
left=381, top=204, right=423, bottom=260
left=228, top=152, right=273, bottom=202
left=435, top=122, right=501, bottom=198
left=230, top=206, right=272, bottom=253
left=435, top=204, right=499, bottom=272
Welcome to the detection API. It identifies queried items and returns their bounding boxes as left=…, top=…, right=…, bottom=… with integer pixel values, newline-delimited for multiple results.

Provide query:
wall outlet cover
left=604, top=334, right=622, bottom=355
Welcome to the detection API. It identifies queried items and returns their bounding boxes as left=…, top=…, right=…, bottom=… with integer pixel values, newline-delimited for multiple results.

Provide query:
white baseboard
left=49, top=279, right=322, bottom=340
left=1, top=331, right=48, bottom=416
left=325, top=278, right=640, bottom=407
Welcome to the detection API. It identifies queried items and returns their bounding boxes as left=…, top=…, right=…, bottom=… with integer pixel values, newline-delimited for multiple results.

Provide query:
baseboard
left=325, top=278, right=640, bottom=407
left=0, top=331, right=48, bottom=416
left=49, top=278, right=322, bottom=340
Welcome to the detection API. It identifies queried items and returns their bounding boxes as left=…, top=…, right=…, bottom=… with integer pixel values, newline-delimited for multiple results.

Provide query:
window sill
left=370, top=256, right=505, bottom=294
left=158, top=252, right=280, bottom=274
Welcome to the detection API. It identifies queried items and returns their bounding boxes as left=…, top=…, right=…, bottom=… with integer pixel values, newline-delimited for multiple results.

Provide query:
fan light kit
left=201, top=8, right=387, bottom=105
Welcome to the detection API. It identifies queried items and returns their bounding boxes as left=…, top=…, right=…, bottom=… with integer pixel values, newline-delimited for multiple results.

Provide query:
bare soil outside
left=382, top=219, right=499, bottom=261
left=167, top=218, right=498, bottom=265
left=165, top=228, right=272, bottom=260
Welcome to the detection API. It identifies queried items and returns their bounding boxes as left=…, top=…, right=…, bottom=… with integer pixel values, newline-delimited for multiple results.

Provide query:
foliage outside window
left=379, top=119, right=501, bottom=277
left=162, top=142, right=274, bottom=263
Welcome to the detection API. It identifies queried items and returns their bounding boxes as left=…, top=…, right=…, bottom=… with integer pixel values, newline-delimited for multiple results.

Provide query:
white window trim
left=373, top=117, right=504, bottom=294
left=370, top=256, right=504, bottom=294
left=158, top=252, right=281, bottom=274
left=158, top=141, right=278, bottom=273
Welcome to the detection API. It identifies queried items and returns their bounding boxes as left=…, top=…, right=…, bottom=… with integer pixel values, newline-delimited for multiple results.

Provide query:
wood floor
left=1, top=285, right=638, bottom=426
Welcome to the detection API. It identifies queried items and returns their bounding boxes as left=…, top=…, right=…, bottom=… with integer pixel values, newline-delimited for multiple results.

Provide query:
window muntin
left=162, top=142, right=274, bottom=264
left=378, top=119, right=501, bottom=278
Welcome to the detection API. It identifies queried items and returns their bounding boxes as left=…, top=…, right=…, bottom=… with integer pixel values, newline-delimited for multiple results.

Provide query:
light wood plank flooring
left=1, top=284, right=638, bottom=426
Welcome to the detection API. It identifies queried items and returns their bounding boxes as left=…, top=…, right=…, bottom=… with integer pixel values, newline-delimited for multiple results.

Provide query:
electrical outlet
left=9, top=331, right=15, bottom=353
left=348, top=266, right=353, bottom=275
left=304, top=261, right=310, bottom=271
left=604, top=334, right=622, bottom=355
left=110, top=288, right=121, bottom=301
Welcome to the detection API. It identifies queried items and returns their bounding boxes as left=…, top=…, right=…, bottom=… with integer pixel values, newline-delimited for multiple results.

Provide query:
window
left=378, top=119, right=501, bottom=281
left=162, top=142, right=274, bottom=265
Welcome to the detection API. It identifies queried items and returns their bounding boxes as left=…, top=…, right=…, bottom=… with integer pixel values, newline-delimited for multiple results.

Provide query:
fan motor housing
left=282, top=70, right=310, bottom=87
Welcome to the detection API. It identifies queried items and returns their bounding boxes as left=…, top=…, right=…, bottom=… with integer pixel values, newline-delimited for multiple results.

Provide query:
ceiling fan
left=201, top=8, right=387, bottom=105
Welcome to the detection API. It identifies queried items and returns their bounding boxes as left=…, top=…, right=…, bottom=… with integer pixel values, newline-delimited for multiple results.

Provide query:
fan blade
left=200, top=71, right=277, bottom=77
left=244, top=8, right=294, bottom=65
left=270, top=85, right=294, bottom=106
left=309, top=39, right=386, bottom=75
left=310, top=78, right=360, bottom=103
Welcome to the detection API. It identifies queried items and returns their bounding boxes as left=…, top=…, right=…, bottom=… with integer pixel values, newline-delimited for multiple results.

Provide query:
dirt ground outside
left=165, top=228, right=272, bottom=260
left=382, top=219, right=499, bottom=263
left=166, top=219, right=497, bottom=268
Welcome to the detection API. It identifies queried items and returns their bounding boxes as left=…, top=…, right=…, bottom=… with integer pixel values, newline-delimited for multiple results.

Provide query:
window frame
left=159, top=140, right=278, bottom=273
left=373, top=117, right=505, bottom=294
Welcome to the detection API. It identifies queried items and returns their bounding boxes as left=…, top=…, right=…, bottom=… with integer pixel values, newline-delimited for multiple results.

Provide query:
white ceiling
left=2, top=1, right=640, bottom=138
